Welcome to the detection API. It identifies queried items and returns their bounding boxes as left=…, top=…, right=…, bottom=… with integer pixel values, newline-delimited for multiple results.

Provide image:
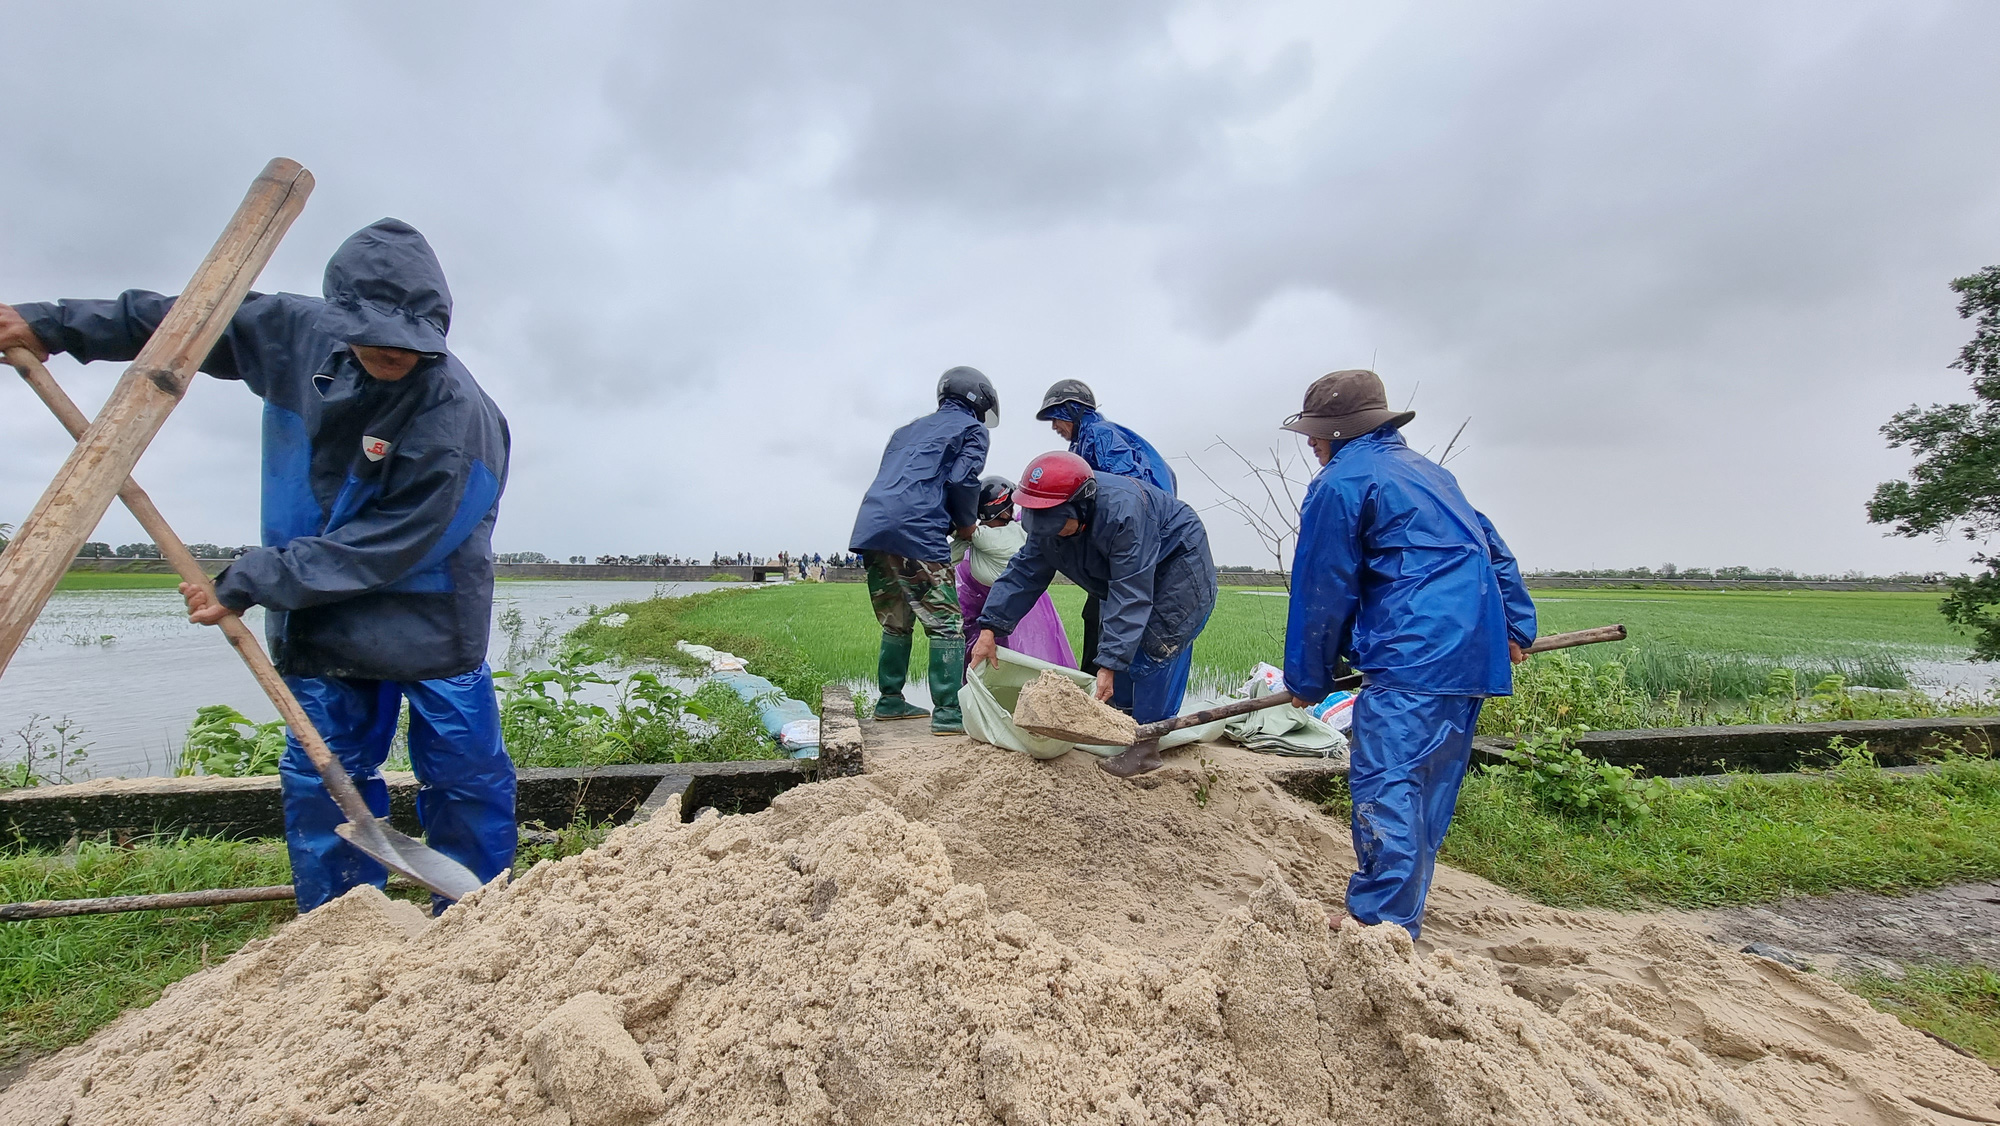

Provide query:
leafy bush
left=1483, top=724, right=1670, bottom=822
left=1483, top=652, right=1654, bottom=736
left=498, top=646, right=778, bottom=768
left=176, top=705, right=285, bottom=778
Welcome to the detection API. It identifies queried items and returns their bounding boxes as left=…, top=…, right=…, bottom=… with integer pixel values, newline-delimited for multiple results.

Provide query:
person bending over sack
left=971, top=451, right=1217, bottom=777
left=1279, top=369, right=1536, bottom=938
left=848, top=367, right=996, bottom=735
left=952, top=476, right=1075, bottom=669
left=0, top=220, right=514, bottom=914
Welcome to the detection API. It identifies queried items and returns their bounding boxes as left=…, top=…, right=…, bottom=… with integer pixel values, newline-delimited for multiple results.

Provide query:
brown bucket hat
left=1280, top=369, right=1415, bottom=441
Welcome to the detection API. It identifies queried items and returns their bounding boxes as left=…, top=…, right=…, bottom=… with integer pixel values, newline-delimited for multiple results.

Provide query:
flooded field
left=0, top=581, right=745, bottom=780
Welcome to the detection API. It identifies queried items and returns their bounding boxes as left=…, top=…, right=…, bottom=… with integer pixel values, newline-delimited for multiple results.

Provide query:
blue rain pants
left=1345, top=687, right=1483, bottom=938
left=279, top=663, right=516, bottom=912
left=1111, top=604, right=1211, bottom=725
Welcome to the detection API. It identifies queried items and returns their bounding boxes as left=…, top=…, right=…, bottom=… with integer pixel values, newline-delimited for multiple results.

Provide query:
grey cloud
left=1, top=1, right=1997, bottom=574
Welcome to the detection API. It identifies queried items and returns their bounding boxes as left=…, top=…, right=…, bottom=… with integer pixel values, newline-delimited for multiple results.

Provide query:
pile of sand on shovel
left=1014, top=668, right=1138, bottom=744
left=5, top=741, right=1997, bottom=1126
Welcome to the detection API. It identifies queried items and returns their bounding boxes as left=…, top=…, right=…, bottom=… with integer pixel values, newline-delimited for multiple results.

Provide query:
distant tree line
left=71, top=542, right=254, bottom=560
left=1527, top=565, right=1954, bottom=583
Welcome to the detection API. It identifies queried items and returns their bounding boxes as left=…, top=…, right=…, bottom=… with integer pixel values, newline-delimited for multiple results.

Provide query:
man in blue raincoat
left=1034, top=379, right=1177, bottom=683
left=0, top=220, right=514, bottom=912
left=1279, top=369, right=1535, bottom=938
left=849, top=367, right=997, bottom=735
left=971, top=450, right=1217, bottom=777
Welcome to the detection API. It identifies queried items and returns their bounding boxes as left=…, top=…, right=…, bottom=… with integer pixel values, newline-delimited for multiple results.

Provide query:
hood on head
left=317, top=219, right=453, bottom=355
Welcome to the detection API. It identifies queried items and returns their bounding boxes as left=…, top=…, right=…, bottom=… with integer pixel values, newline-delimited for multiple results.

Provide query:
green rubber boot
left=928, top=639, right=966, bottom=736
left=872, top=632, right=930, bottom=721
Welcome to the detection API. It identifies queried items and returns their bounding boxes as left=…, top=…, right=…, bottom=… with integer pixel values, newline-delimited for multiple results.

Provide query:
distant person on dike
left=1034, top=379, right=1177, bottom=689
left=971, top=450, right=1217, bottom=778
left=953, top=476, right=1076, bottom=668
left=1278, top=369, right=1535, bottom=939
left=848, top=367, right=997, bottom=735
left=0, top=219, right=515, bottom=914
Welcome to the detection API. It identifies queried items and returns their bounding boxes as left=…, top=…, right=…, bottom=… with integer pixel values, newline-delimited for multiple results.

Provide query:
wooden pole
left=4, top=347, right=483, bottom=902
left=0, top=885, right=296, bottom=922
left=0, top=158, right=312, bottom=677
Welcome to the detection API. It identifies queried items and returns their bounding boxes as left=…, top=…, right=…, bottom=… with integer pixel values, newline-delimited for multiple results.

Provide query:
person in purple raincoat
left=953, top=477, right=1075, bottom=668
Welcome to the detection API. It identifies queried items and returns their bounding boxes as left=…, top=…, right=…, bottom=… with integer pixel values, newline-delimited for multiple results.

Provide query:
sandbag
left=962, top=648, right=1225, bottom=760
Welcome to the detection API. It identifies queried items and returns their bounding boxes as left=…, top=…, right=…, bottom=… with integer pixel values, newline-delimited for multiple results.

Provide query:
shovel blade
left=333, top=818, right=486, bottom=902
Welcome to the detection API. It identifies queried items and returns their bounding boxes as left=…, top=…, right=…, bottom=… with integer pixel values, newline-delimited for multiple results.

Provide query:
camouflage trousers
left=862, top=552, right=963, bottom=641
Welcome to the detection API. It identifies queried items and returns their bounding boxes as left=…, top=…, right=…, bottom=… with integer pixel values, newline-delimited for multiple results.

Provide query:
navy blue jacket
left=979, top=474, right=1215, bottom=672
left=1066, top=407, right=1176, bottom=496
left=848, top=401, right=989, bottom=563
left=18, top=221, right=509, bottom=682
left=1283, top=427, right=1534, bottom=702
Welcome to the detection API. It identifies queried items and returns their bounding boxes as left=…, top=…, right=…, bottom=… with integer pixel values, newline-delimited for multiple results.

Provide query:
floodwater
left=0, top=581, right=747, bottom=780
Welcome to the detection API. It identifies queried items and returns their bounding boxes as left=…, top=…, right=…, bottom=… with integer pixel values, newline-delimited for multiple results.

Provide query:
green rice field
left=580, top=582, right=1993, bottom=723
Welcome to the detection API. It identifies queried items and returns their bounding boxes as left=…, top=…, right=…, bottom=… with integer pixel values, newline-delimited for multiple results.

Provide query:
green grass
left=578, top=582, right=1286, bottom=694
left=1408, top=753, right=2000, bottom=910
left=0, top=825, right=615, bottom=1067
left=54, top=572, right=185, bottom=590
left=1527, top=587, right=1973, bottom=657
left=0, top=836, right=296, bottom=1062
left=577, top=583, right=1991, bottom=725
left=1847, top=963, right=2000, bottom=1065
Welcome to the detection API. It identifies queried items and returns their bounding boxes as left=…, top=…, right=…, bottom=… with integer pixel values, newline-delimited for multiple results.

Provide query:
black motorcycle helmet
left=938, top=366, right=1000, bottom=427
left=977, top=476, right=1017, bottom=522
left=1034, top=379, right=1096, bottom=421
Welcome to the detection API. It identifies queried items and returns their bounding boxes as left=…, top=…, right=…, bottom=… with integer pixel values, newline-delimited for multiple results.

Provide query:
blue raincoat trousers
left=19, top=220, right=517, bottom=913
left=1282, top=426, right=1534, bottom=937
left=283, top=667, right=515, bottom=911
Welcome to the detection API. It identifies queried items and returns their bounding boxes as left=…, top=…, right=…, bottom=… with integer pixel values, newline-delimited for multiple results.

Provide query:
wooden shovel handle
left=1129, top=624, right=1630, bottom=742
left=1131, top=690, right=1296, bottom=742
left=5, top=346, right=376, bottom=827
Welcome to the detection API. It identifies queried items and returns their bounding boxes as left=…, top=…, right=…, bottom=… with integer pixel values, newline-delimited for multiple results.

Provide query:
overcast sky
left=3, top=1, right=1997, bottom=574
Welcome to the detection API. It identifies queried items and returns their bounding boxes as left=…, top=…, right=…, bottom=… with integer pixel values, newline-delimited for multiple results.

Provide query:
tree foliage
left=1871, top=266, right=2000, bottom=656
left=1870, top=266, right=2000, bottom=537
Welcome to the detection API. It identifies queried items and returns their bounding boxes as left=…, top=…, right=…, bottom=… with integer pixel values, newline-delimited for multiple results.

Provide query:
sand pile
left=5, top=738, right=1997, bottom=1126
left=1013, top=668, right=1137, bottom=744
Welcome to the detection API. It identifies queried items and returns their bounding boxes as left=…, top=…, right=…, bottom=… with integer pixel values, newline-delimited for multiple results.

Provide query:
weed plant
left=0, top=715, right=93, bottom=791
left=175, top=705, right=284, bottom=777
left=497, top=646, right=778, bottom=768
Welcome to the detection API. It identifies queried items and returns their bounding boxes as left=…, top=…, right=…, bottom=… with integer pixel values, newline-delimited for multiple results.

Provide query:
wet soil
left=1694, top=880, right=2000, bottom=973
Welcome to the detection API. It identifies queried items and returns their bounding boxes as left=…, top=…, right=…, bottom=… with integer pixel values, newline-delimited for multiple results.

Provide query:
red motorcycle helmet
left=1016, top=451, right=1093, bottom=508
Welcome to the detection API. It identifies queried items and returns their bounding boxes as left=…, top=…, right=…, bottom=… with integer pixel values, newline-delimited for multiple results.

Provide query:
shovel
left=7, top=346, right=486, bottom=903
left=1017, top=624, right=1629, bottom=777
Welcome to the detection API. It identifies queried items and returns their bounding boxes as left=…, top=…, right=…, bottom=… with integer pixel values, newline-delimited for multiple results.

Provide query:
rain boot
left=929, top=639, right=966, bottom=736
left=872, top=632, right=930, bottom=721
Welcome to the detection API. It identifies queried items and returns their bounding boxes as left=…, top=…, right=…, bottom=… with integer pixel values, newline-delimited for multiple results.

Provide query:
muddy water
left=0, top=581, right=747, bottom=780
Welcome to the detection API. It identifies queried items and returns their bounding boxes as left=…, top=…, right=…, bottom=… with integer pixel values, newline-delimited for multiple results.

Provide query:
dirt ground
left=1695, top=879, right=2000, bottom=973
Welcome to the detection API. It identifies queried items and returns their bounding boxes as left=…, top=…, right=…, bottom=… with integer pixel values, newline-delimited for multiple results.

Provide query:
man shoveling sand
left=5, top=734, right=1995, bottom=1126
